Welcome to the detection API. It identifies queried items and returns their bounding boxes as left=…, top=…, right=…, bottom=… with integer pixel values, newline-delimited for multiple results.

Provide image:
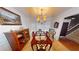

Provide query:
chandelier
left=36, top=8, right=47, bottom=23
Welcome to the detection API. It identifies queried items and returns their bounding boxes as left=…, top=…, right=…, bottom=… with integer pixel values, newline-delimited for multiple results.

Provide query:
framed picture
left=54, top=22, right=59, bottom=28
left=0, top=7, right=21, bottom=25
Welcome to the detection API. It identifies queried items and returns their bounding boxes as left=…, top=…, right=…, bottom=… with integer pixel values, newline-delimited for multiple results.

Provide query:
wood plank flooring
left=59, top=38, right=79, bottom=51
left=22, top=37, right=79, bottom=51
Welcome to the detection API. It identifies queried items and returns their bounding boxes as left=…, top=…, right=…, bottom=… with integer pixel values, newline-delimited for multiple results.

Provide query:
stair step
left=66, top=28, right=79, bottom=44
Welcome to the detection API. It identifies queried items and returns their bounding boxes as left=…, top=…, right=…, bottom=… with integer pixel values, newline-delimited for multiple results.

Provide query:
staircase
left=66, top=28, right=79, bottom=44
left=67, top=24, right=79, bottom=34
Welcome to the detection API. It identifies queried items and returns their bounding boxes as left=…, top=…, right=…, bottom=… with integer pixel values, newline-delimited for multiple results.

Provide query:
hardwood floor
left=22, top=39, right=70, bottom=51
left=22, top=39, right=53, bottom=51
left=59, top=38, right=79, bottom=51
left=22, top=37, right=79, bottom=51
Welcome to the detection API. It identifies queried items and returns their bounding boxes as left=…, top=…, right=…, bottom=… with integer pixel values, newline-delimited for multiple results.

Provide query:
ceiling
left=14, top=7, right=71, bottom=17
left=25, top=7, right=71, bottom=16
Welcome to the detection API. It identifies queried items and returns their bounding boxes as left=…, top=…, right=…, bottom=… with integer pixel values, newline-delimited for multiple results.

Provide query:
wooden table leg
left=31, top=44, right=34, bottom=51
left=48, top=44, right=52, bottom=51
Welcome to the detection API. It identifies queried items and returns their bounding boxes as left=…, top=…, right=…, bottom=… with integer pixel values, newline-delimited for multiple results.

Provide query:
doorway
left=60, top=22, right=69, bottom=36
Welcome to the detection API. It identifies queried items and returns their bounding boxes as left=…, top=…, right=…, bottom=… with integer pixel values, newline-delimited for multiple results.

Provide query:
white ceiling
left=14, top=7, right=72, bottom=17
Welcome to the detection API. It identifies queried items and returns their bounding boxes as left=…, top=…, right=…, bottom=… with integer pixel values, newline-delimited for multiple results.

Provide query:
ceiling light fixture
left=36, top=8, right=47, bottom=23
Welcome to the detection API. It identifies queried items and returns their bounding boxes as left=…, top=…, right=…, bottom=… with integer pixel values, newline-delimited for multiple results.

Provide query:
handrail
left=67, top=24, right=79, bottom=34
left=68, top=24, right=79, bottom=31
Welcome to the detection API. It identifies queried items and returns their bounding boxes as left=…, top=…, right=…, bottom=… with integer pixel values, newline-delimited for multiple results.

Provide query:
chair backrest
left=46, top=31, right=50, bottom=38
left=31, top=32, right=37, bottom=44
left=31, top=31, right=52, bottom=51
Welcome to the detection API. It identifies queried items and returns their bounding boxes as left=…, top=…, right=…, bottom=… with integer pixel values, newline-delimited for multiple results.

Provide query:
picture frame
left=54, top=22, right=59, bottom=28
left=0, top=7, right=21, bottom=25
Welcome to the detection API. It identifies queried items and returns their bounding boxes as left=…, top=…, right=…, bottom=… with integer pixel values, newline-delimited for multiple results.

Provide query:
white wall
left=53, top=7, right=79, bottom=40
left=29, top=16, right=53, bottom=32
